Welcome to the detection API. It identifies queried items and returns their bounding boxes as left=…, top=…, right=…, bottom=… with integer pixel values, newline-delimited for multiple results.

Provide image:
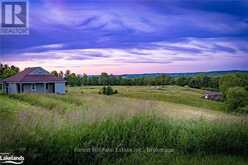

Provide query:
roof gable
left=2, top=67, right=65, bottom=83
left=28, top=67, right=50, bottom=75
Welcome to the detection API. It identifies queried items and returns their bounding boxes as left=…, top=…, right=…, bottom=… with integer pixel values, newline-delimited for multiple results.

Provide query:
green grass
left=1, top=115, right=248, bottom=164
left=8, top=93, right=86, bottom=113
left=72, top=86, right=226, bottom=111
left=0, top=86, right=247, bottom=164
left=110, top=153, right=248, bottom=165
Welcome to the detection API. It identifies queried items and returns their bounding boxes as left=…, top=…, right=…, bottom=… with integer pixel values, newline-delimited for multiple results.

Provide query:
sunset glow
left=1, top=0, right=248, bottom=74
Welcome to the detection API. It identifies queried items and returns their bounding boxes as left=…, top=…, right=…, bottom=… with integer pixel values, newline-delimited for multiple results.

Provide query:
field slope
left=0, top=86, right=248, bottom=164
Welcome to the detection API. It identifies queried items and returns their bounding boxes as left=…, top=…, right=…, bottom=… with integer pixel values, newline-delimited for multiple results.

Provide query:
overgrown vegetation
left=219, top=74, right=248, bottom=113
left=1, top=114, right=248, bottom=164
left=0, top=86, right=248, bottom=164
left=99, top=86, right=118, bottom=95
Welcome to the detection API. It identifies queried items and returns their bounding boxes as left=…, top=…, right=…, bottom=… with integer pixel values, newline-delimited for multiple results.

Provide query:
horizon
left=1, top=0, right=248, bottom=74
left=13, top=66, right=248, bottom=76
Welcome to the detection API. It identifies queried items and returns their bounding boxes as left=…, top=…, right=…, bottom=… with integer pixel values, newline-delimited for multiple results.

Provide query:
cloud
left=1, top=1, right=248, bottom=74
left=3, top=37, right=246, bottom=66
left=29, top=0, right=248, bottom=35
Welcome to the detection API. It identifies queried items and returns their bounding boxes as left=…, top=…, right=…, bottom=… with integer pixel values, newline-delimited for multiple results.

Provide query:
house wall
left=23, top=83, right=46, bottom=93
left=2, top=83, right=7, bottom=93
left=23, top=84, right=32, bottom=93
left=8, top=83, right=17, bottom=94
left=36, top=83, right=45, bottom=93
left=3, top=82, right=64, bottom=94
left=55, top=82, right=65, bottom=94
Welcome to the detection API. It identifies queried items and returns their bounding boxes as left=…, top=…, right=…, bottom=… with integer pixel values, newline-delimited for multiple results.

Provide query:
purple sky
left=1, top=0, right=248, bottom=74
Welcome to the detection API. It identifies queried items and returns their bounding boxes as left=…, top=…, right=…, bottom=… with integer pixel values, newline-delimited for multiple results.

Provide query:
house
left=0, top=67, right=65, bottom=94
left=203, top=91, right=223, bottom=101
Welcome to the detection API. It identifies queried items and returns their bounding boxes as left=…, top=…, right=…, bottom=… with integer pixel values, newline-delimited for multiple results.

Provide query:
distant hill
left=121, top=70, right=248, bottom=78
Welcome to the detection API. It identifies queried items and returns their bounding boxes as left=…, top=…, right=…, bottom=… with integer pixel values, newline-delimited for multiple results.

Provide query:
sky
left=0, top=0, right=248, bottom=75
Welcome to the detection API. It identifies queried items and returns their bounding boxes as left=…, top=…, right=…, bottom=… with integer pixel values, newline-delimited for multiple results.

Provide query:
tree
left=58, top=71, right=64, bottom=78
left=100, top=72, right=109, bottom=85
left=226, top=87, right=248, bottom=112
left=82, top=73, right=88, bottom=85
left=188, top=77, right=201, bottom=88
left=0, top=64, right=19, bottom=80
left=64, top=70, right=71, bottom=79
left=66, top=73, right=82, bottom=86
left=219, top=74, right=248, bottom=96
left=175, top=77, right=188, bottom=86
left=51, top=71, right=58, bottom=77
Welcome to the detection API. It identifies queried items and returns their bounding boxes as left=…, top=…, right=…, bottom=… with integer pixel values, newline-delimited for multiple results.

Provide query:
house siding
left=55, top=83, right=65, bottom=94
left=36, top=83, right=46, bottom=93
left=23, top=83, right=49, bottom=93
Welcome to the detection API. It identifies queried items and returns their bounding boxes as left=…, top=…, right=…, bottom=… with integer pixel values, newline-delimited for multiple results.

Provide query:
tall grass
left=8, top=94, right=85, bottom=113
left=1, top=115, right=248, bottom=164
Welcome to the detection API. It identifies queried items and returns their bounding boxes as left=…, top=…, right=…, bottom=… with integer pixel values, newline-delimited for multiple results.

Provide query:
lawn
left=0, top=86, right=248, bottom=165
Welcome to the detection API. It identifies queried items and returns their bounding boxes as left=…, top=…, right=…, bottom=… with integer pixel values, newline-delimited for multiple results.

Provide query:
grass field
left=0, top=86, right=248, bottom=164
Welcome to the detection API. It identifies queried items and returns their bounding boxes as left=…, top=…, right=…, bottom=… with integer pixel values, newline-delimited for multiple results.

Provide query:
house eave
left=2, top=81, right=66, bottom=83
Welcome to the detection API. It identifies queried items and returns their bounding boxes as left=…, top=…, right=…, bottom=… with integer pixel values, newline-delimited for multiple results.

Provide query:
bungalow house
left=0, top=67, right=65, bottom=94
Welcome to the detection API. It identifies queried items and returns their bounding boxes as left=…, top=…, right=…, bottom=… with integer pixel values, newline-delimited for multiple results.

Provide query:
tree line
left=50, top=70, right=220, bottom=90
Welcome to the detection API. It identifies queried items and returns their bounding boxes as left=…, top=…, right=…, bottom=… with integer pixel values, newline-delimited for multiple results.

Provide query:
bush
left=237, top=105, right=248, bottom=114
left=226, top=87, right=248, bottom=112
left=99, top=86, right=118, bottom=95
left=219, top=73, right=248, bottom=96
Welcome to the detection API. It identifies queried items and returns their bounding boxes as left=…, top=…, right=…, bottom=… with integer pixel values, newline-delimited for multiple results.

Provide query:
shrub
left=226, top=87, right=248, bottom=112
left=99, top=86, right=118, bottom=95
left=237, top=105, right=248, bottom=114
left=219, top=73, right=248, bottom=96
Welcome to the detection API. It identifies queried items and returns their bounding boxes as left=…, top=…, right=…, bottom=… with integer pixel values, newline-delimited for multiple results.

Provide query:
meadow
left=0, top=86, right=248, bottom=165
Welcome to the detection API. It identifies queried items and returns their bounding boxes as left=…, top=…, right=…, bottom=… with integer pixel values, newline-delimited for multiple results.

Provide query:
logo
left=0, top=0, right=29, bottom=35
left=0, top=153, right=24, bottom=164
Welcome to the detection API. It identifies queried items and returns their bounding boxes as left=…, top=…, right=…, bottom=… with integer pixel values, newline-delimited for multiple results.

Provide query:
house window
left=32, top=84, right=36, bottom=92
